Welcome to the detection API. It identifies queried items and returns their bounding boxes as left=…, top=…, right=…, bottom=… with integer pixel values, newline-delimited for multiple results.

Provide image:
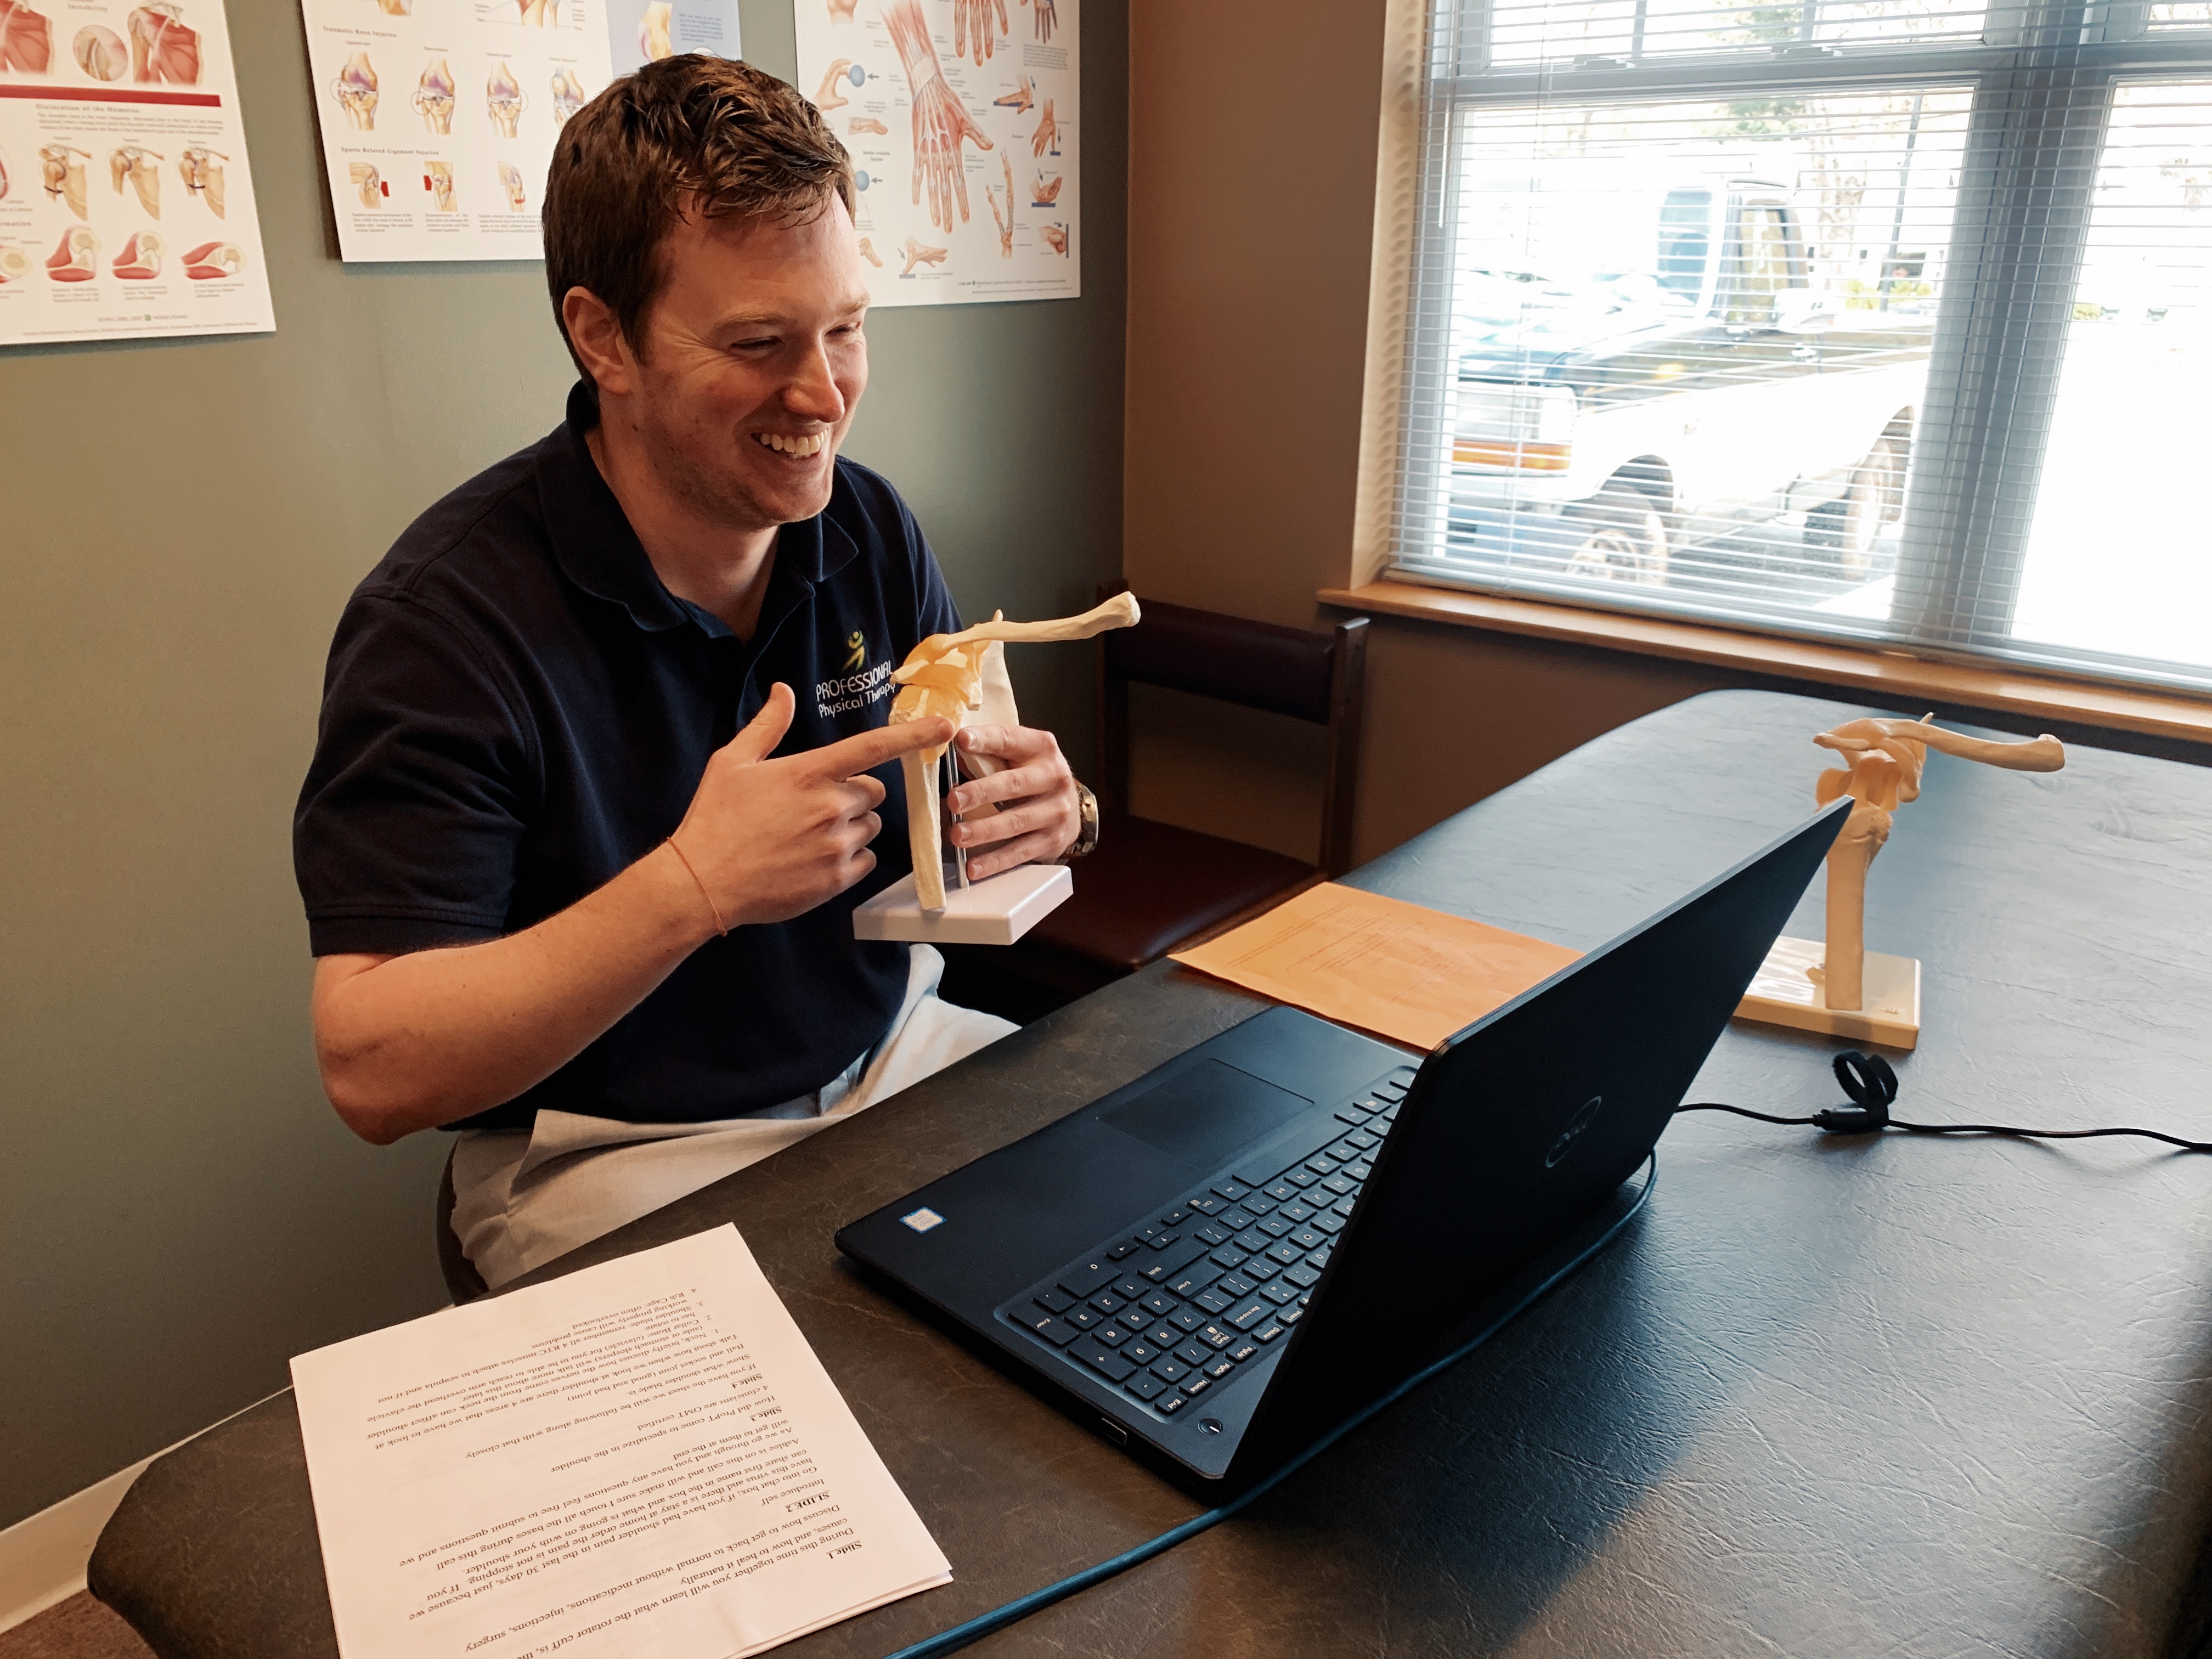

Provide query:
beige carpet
left=0, top=1596, right=154, bottom=1659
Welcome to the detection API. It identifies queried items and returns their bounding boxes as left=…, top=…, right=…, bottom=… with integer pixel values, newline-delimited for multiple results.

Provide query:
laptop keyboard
left=1000, top=1065, right=1418, bottom=1421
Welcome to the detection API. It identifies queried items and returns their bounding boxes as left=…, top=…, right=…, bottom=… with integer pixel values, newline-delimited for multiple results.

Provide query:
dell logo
left=1545, top=1097, right=1603, bottom=1167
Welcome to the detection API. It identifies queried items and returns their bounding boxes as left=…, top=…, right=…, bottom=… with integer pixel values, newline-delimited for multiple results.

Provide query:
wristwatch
left=1057, top=783, right=1100, bottom=863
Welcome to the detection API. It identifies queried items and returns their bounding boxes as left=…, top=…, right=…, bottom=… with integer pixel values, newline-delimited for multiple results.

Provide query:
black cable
left=1678, top=1050, right=2212, bottom=1153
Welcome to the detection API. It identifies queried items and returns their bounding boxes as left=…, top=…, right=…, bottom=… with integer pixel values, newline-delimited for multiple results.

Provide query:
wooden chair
left=941, top=595, right=1368, bottom=1021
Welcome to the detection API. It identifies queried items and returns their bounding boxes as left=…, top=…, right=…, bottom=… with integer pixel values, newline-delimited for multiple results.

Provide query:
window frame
left=1386, top=0, right=2212, bottom=692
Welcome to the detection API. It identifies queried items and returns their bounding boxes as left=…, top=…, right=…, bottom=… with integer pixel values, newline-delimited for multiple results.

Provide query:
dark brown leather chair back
left=1097, top=595, right=1368, bottom=876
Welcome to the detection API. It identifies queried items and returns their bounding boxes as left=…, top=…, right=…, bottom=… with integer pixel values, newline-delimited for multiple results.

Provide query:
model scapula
left=888, top=592, right=1140, bottom=910
left=1810, top=716, right=2064, bottom=1009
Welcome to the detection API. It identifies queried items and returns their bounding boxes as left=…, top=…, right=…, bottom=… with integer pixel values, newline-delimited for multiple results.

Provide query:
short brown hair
left=544, top=55, right=855, bottom=389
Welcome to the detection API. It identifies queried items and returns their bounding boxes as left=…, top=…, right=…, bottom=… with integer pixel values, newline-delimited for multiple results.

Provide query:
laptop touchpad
left=1101, top=1059, right=1313, bottom=1171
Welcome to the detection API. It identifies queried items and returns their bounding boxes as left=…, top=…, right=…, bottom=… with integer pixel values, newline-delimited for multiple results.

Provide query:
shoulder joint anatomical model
left=868, top=593, right=1139, bottom=932
left=1736, top=714, right=2064, bottom=1048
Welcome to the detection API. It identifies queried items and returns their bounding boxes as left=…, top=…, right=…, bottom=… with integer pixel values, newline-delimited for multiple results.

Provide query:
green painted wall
left=0, top=0, right=1125, bottom=1529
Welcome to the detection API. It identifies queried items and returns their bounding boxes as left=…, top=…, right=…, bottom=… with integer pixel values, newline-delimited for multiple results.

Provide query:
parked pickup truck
left=1446, top=176, right=1931, bottom=586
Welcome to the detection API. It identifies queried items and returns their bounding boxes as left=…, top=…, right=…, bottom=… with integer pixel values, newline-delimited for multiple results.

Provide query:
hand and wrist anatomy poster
left=298, top=0, right=622, bottom=262
left=795, top=0, right=1076, bottom=307
left=0, top=0, right=274, bottom=345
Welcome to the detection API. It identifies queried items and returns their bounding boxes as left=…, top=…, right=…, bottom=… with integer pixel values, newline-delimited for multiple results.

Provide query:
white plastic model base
left=1734, top=934, right=1921, bottom=1051
left=851, top=862, right=1073, bottom=946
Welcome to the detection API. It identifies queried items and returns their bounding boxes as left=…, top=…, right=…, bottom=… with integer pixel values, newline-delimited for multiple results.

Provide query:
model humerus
left=889, top=592, right=1138, bottom=910
left=1812, top=715, right=2064, bottom=1009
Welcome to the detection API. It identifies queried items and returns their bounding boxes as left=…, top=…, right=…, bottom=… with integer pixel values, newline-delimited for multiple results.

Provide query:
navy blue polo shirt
left=294, top=383, right=960, bottom=1132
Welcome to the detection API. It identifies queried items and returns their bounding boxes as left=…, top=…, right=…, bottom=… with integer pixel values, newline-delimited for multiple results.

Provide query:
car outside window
left=1387, top=0, right=2212, bottom=691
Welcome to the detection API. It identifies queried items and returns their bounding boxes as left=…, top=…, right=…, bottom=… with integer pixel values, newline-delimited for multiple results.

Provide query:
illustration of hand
left=899, top=234, right=946, bottom=276
left=814, top=57, right=852, bottom=111
left=1030, top=171, right=1060, bottom=205
left=826, top=0, right=855, bottom=19
left=857, top=235, right=881, bottom=267
left=487, top=60, right=525, bottom=138
left=1041, top=222, right=1066, bottom=256
left=992, top=73, right=1033, bottom=113
left=885, top=0, right=992, bottom=231
left=1026, top=0, right=1054, bottom=44
left=1030, top=98, right=1056, bottom=156
left=413, top=58, right=455, bottom=134
left=985, top=152, right=1011, bottom=257
left=952, top=0, right=1004, bottom=66
left=334, top=50, right=379, bottom=131
left=848, top=116, right=887, bottom=135
left=637, top=1, right=672, bottom=59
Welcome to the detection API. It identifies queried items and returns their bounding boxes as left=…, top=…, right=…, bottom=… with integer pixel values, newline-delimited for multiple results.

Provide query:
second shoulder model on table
left=293, top=56, right=1087, bottom=1290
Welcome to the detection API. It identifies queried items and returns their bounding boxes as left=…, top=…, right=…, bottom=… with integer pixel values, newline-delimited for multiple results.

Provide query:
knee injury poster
left=0, top=0, right=275, bottom=345
left=298, top=0, right=625, bottom=262
left=795, top=0, right=1077, bottom=307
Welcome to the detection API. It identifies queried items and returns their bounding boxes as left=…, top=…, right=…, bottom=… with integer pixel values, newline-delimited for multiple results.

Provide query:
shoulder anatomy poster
left=0, top=0, right=274, bottom=345
left=299, top=0, right=616, bottom=262
left=795, top=0, right=1076, bottom=307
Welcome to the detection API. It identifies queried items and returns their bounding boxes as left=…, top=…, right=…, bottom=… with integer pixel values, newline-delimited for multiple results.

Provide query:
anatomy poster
left=604, top=0, right=739, bottom=76
left=298, top=0, right=614, bottom=262
left=794, top=0, right=1076, bottom=306
left=0, top=0, right=274, bottom=345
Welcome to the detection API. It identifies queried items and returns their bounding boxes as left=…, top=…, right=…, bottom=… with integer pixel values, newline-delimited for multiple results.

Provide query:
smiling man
left=294, top=57, right=1090, bottom=1289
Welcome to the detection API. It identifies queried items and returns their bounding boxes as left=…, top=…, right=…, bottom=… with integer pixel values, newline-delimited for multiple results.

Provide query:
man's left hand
left=945, top=724, right=1080, bottom=878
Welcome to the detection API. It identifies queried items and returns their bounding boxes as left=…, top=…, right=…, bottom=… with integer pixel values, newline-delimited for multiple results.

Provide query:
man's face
left=615, top=194, right=871, bottom=532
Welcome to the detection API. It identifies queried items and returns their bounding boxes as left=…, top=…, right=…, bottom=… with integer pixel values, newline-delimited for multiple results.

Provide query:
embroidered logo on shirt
left=817, top=634, right=894, bottom=720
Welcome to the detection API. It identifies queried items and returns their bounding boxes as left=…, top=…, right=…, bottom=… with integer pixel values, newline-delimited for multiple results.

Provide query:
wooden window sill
left=1318, top=580, right=2212, bottom=748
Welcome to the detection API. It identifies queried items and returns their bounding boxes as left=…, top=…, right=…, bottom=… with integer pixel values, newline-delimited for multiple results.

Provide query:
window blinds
left=1387, top=0, right=2212, bottom=690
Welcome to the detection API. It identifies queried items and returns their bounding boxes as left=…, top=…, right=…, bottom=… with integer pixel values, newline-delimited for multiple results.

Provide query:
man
left=294, top=55, right=1092, bottom=1289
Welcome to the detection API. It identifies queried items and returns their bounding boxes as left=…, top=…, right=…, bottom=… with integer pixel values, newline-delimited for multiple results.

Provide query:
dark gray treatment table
left=92, top=690, right=2212, bottom=1658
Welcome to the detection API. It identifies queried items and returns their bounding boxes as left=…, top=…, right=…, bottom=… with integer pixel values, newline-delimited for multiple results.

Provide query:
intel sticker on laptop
left=901, top=1206, right=945, bottom=1233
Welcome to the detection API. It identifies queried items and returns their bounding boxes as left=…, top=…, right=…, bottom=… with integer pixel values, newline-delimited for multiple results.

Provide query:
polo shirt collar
left=535, top=381, right=861, bottom=634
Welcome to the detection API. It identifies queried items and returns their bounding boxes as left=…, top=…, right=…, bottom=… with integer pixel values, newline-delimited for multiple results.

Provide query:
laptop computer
left=837, top=798, right=1849, bottom=1495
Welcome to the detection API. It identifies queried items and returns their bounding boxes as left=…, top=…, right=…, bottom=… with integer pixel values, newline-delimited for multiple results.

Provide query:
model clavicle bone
left=1810, top=715, right=2064, bottom=1011
left=887, top=591, right=1139, bottom=911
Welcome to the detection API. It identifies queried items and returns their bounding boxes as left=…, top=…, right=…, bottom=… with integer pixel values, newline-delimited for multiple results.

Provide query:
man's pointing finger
left=816, top=715, right=955, bottom=780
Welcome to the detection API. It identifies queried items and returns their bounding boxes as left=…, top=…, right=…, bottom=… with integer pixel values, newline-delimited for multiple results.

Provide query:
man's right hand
left=668, top=682, right=952, bottom=930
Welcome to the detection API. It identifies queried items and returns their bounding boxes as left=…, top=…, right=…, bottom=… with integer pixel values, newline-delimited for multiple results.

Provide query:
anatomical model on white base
left=1735, top=714, right=2065, bottom=1049
left=851, top=593, right=1139, bottom=946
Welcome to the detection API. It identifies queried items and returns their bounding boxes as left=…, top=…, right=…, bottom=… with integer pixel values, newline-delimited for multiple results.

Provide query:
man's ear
left=562, top=286, right=639, bottom=400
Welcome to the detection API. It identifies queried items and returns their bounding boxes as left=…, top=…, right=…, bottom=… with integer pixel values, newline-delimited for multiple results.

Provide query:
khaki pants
left=448, top=945, right=1015, bottom=1289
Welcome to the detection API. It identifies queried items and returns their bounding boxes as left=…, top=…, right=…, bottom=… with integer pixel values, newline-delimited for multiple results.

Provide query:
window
left=1386, top=0, right=2212, bottom=690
